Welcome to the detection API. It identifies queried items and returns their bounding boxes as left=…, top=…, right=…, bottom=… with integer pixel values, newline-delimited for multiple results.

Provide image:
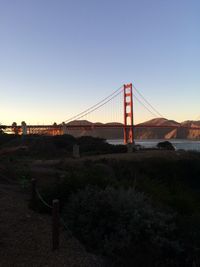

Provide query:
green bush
left=0, top=134, right=18, bottom=147
left=34, top=162, right=117, bottom=212
left=157, top=141, right=175, bottom=150
left=77, top=136, right=126, bottom=155
left=63, top=186, right=182, bottom=266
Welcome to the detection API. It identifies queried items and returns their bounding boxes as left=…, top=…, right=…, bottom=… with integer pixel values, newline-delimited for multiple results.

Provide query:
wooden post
left=31, top=179, right=36, bottom=208
left=52, top=199, right=60, bottom=250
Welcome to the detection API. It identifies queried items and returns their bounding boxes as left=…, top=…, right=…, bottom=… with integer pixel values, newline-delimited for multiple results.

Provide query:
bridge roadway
left=2, top=123, right=200, bottom=132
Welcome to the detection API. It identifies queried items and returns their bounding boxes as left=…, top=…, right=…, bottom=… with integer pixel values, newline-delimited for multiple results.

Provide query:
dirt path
left=0, top=183, right=104, bottom=267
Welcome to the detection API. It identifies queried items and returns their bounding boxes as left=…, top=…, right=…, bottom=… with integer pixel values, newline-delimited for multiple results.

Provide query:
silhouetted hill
left=65, top=118, right=200, bottom=140
left=67, top=120, right=93, bottom=126
left=138, top=118, right=179, bottom=127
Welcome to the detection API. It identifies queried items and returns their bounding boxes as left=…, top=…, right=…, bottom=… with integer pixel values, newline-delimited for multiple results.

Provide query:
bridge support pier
left=62, top=122, right=67, bottom=135
left=21, top=121, right=27, bottom=135
left=124, top=83, right=134, bottom=144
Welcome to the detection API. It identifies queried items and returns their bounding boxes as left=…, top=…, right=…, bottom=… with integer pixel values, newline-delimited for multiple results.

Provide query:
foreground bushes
left=77, top=136, right=126, bottom=155
left=63, top=186, right=182, bottom=267
left=35, top=162, right=117, bottom=212
left=31, top=154, right=200, bottom=266
left=157, top=141, right=175, bottom=150
left=0, top=134, right=127, bottom=158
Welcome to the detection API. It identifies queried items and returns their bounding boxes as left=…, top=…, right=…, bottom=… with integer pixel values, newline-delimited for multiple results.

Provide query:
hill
left=65, top=118, right=200, bottom=140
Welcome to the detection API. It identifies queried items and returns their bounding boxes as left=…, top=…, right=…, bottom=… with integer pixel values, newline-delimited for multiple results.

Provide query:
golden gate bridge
left=2, top=83, right=200, bottom=144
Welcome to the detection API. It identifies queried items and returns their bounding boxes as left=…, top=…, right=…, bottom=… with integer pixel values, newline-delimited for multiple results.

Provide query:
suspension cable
left=133, top=93, right=158, bottom=118
left=73, top=90, right=123, bottom=121
left=132, top=84, right=164, bottom=118
left=62, top=83, right=165, bottom=124
left=63, top=85, right=123, bottom=123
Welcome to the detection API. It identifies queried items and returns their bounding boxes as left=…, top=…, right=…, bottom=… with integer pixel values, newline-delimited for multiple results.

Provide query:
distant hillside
left=67, top=120, right=93, bottom=126
left=66, top=118, right=200, bottom=140
left=180, top=121, right=200, bottom=139
left=138, top=118, right=179, bottom=127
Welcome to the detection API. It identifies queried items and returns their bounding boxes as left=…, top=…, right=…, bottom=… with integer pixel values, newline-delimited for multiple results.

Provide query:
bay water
left=107, top=139, right=200, bottom=152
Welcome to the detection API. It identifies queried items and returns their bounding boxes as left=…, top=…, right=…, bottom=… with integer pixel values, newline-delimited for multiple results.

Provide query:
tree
left=0, top=123, right=4, bottom=134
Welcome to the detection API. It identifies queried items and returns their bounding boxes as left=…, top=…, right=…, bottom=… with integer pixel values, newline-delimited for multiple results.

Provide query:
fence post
left=52, top=199, right=60, bottom=250
left=31, top=179, right=36, bottom=208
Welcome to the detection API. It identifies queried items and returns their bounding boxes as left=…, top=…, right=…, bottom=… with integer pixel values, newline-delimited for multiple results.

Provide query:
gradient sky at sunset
left=0, top=0, right=200, bottom=125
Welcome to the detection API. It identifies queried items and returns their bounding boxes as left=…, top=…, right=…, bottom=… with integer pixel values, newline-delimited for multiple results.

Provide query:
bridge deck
left=2, top=124, right=200, bottom=130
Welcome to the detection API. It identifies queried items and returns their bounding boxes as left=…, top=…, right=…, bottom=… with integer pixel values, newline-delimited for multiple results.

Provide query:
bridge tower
left=124, top=83, right=134, bottom=144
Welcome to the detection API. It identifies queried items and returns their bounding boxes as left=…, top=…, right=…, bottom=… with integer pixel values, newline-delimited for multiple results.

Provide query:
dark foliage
left=36, top=162, right=117, bottom=212
left=34, top=155, right=200, bottom=265
left=0, top=134, right=126, bottom=158
left=77, top=136, right=126, bottom=155
left=63, top=186, right=182, bottom=267
left=0, top=134, right=18, bottom=147
left=157, top=141, right=175, bottom=150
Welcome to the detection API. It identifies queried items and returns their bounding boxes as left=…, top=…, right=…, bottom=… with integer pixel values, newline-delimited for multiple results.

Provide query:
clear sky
left=0, top=0, right=200, bottom=125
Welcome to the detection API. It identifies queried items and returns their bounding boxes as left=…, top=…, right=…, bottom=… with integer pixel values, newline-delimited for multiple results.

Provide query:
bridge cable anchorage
left=63, top=85, right=123, bottom=123
left=132, top=84, right=164, bottom=118
left=133, top=93, right=159, bottom=118
left=71, top=90, right=123, bottom=121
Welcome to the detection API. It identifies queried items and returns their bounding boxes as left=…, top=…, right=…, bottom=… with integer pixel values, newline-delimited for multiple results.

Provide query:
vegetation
left=157, top=141, right=175, bottom=150
left=0, top=123, right=6, bottom=135
left=77, top=136, right=126, bottom=155
left=1, top=134, right=200, bottom=266
left=0, top=134, right=126, bottom=158
left=64, top=186, right=181, bottom=267
left=32, top=152, right=200, bottom=266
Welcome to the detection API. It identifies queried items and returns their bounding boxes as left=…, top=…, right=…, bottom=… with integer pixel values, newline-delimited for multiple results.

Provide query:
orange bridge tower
left=123, top=83, right=134, bottom=144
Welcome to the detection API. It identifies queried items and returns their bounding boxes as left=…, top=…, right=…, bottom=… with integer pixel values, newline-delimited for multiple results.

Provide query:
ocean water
left=107, top=139, right=200, bottom=152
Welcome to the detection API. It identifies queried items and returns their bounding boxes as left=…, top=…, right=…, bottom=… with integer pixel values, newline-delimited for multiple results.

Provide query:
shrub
left=34, top=162, right=117, bottom=212
left=157, top=141, right=175, bottom=151
left=63, top=186, right=182, bottom=266
left=77, top=136, right=126, bottom=155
